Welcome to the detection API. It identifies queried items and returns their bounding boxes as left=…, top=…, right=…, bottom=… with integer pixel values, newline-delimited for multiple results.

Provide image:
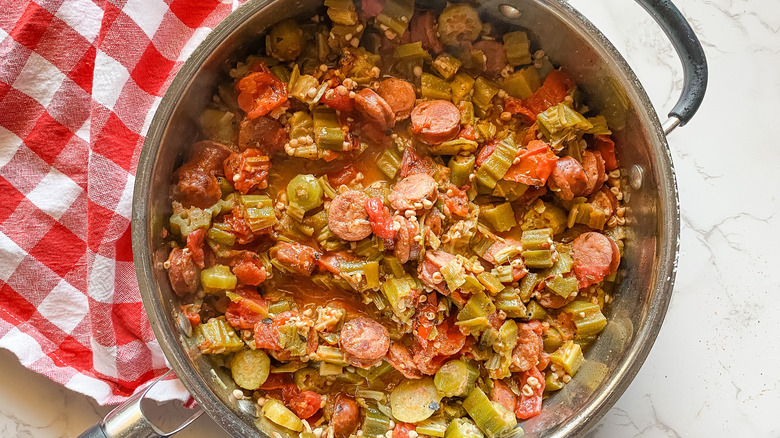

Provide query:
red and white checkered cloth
left=0, top=0, right=241, bottom=405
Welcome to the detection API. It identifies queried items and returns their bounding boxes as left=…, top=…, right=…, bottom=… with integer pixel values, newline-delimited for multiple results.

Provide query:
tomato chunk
left=365, top=197, right=396, bottom=240
left=515, top=367, right=545, bottom=419
left=236, top=65, right=288, bottom=119
left=504, top=140, right=559, bottom=186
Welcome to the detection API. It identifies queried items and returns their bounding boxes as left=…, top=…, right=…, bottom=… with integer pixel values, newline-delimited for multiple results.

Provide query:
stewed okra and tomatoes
left=164, top=0, right=625, bottom=436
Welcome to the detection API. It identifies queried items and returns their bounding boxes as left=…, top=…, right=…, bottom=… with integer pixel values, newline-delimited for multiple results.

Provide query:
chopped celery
left=545, top=274, right=578, bottom=298
left=462, top=387, right=517, bottom=438
left=521, top=228, right=553, bottom=251
left=562, top=300, right=607, bottom=339
left=449, top=155, right=476, bottom=187
left=395, top=41, right=431, bottom=61
left=480, top=203, right=517, bottom=233
left=503, top=31, right=532, bottom=66
left=445, top=418, right=484, bottom=438
left=433, top=53, right=462, bottom=80
left=316, top=345, right=348, bottom=365
left=422, top=73, right=452, bottom=100
left=195, top=317, right=244, bottom=354
left=457, top=291, right=496, bottom=332
left=543, top=326, right=564, bottom=353
left=492, top=180, right=528, bottom=202
left=231, top=349, right=270, bottom=390
left=495, top=288, right=526, bottom=318
left=475, top=137, right=518, bottom=189
left=268, top=297, right=293, bottom=314
left=537, top=103, right=593, bottom=146
left=240, top=194, right=275, bottom=232
left=472, top=77, right=500, bottom=111
left=201, top=265, right=237, bottom=291
left=460, top=275, right=485, bottom=295
left=568, top=201, right=608, bottom=230
left=477, top=272, right=504, bottom=295
left=441, top=259, right=467, bottom=291
left=434, top=359, right=479, bottom=397
left=585, top=115, right=612, bottom=135
left=377, top=148, right=402, bottom=179
left=381, top=276, right=417, bottom=322
left=318, top=177, right=337, bottom=199
left=208, top=226, right=236, bottom=247
left=550, top=340, right=584, bottom=375
left=390, top=378, right=441, bottom=423
left=313, top=107, right=346, bottom=150
left=518, top=272, right=541, bottom=302
left=541, top=247, right=573, bottom=277
left=417, top=416, right=449, bottom=437
left=262, top=399, right=303, bottom=432
left=522, top=249, right=554, bottom=269
left=450, top=72, right=476, bottom=105
left=319, top=362, right=344, bottom=376
left=375, top=0, right=415, bottom=37
left=356, top=360, right=394, bottom=381
left=363, top=404, right=392, bottom=436
left=501, top=66, right=541, bottom=99
left=382, top=256, right=406, bottom=278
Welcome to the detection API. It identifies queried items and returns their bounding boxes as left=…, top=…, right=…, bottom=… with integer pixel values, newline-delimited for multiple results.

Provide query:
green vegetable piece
left=445, top=418, right=485, bottom=438
left=433, top=53, right=462, bottom=80
left=460, top=275, right=485, bottom=295
left=313, top=107, right=346, bottom=150
left=568, top=201, right=608, bottom=230
left=434, top=359, right=478, bottom=397
left=438, top=4, right=482, bottom=46
left=457, top=291, right=496, bottom=333
left=356, top=360, right=394, bottom=381
left=363, top=404, right=392, bottom=436
left=562, top=300, right=607, bottom=339
left=501, top=66, right=541, bottom=100
left=200, top=109, right=234, bottom=145
left=525, top=300, right=548, bottom=321
left=543, top=326, right=564, bottom=353
left=545, top=370, right=566, bottom=392
left=450, top=72, right=476, bottom=105
left=494, top=288, right=526, bottom=318
left=327, top=6, right=359, bottom=25
left=441, top=259, right=467, bottom=292
left=518, top=272, right=540, bottom=302
left=472, top=77, right=500, bottom=111
left=390, top=378, right=442, bottom=423
left=268, top=297, right=293, bottom=314
left=545, top=274, right=577, bottom=298
left=522, top=250, right=554, bottom=269
left=277, top=324, right=307, bottom=357
left=503, top=31, right=532, bottom=66
left=462, top=387, right=517, bottom=438
left=430, top=138, right=479, bottom=156
left=318, top=362, right=344, bottom=376
left=375, top=0, right=415, bottom=37
left=231, top=349, right=270, bottom=390
left=476, top=272, right=503, bottom=295
left=287, top=174, right=323, bottom=213
left=195, top=317, right=244, bottom=354
left=422, top=73, right=452, bottom=100
left=541, top=247, right=573, bottom=277
left=263, top=398, right=303, bottom=432
left=267, top=20, right=304, bottom=62
left=394, top=41, right=431, bottom=61
left=364, top=260, right=381, bottom=290
left=492, top=179, right=528, bottom=202
left=475, top=137, right=518, bottom=190
left=240, top=194, right=275, bottom=232
left=550, top=340, right=584, bottom=376
left=417, top=416, right=448, bottom=437
left=449, top=155, right=476, bottom=187
left=169, top=204, right=212, bottom=237
left=208, top=226, right=236, bottom=247
left=521, top=228, right=553, bottom=251
left=496, top=320, right=519, bottom=354
left=377, top=148, right=402, bottom=179
left=381, top=276, right=417, bottom=322
left=536, top=103, right=593, bottom=145
left=316, top=345, right=348, bottom=365
left=288, top=111, right=313, bottom=141
left=382, top=256, right=406, bottom=277
left=521, top=200, right=567, bottom=235
left=480, top=202, right=517, bottom=232
left=585, top=115, right=611, bottom=135
left=201, top=265, right=237, bottom=291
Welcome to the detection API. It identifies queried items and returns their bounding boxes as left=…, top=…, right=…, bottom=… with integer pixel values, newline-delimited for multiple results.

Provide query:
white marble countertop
left=3, top=0, right=778, bottom=436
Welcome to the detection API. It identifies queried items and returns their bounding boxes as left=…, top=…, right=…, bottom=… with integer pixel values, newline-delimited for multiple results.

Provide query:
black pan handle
left=634, top=0, right=708, bottom=132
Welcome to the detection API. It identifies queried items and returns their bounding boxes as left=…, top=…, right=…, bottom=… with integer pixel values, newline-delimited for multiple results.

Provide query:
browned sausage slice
left=166, top=247, right=200, bottom=296
left=377, top=78, right=416, bottom=120
left=388, top=173, right=438, bottom=211
left=418, top=249, right=456, bottom=295
left=409, top=11, right=443, bottom=54
left=582, top=150, right=606, bottom=195
left=175, top=141, right=232, bottom=208
left=238, top=116, right=288, bottom=154
left=355, top=88, right=395, bottom=131
left=270, top=241, right=320, bottom=276
left=472, top=40, right=508, bottom=77
left=331, top=393, right=360, bottom=438
left=510, top=322, right=543, bottom=372
left=328, top=190, right=373, bottom=241
left=387, top=343, right=423, bottom=379
left=339, top=317, right=390, bottom=368
left=410, top=100, right=461, bottom=145
left=535, top=284, right=576, bottom=309
left=548, top=156, right=588, bottom=201
left=572, top=231, right=619, bottom=289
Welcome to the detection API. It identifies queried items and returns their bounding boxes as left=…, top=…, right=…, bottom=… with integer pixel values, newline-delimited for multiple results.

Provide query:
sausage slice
left=387, top=343, right=423, bottom=379
left=410, top=100, right=461, bottom=144
left=339, top=317, right=390, bottom=368
left=355, top=88, right=395, bottom=131
left=237, top=116, right=288, bottom=154
left=175, top=141, right=232, bottom=209
left=270, top=241, right=320, bottom=276
left=328, top=190, right=373, bottom=241
left=572, top=231, right=620, bottom=289
left=393, top=215, right=421, bottom=263
left=388, top=173, right=438, bottom=211
left=472, top=40, right=508, bottom=77
left=510, top=323, right=543, bottom=372
left=331, top=393, right=360, bottom=438
left=582, top=150, right=606, bottom=195
left=166, top=247, right=200, bottom=296
left=377, top=78, right=416, bottom=120
left=548, top=156, right=588, bottom=201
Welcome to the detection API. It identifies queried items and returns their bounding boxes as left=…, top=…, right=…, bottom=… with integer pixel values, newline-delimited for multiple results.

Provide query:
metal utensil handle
left=634, top=0, right=708, bottom=133
left=77, top=370, right=203, bottom=438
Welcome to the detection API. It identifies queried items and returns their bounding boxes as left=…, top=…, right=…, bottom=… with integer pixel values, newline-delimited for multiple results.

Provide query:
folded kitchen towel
left=0, top=0, right=239, bottom=404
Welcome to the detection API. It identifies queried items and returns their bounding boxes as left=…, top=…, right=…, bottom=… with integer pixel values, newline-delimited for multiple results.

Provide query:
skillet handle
left=77, top=370, right=203, bottom=438
left=633, top=0, right=708, bottom=134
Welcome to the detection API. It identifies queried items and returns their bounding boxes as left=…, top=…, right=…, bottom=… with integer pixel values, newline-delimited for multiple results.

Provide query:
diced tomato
left=328, top=164, right=358, bottom=186
left=434, top=316, right=466, bottom=356
left=392, top=423, right=417, bottom=438
left=223, top=208, right=256, bottom=245
left=322, top=88, right=355, bottom=112
left=399, top=147, right=434, bottom=178
left=287, top=390, right=322, bottom=420
left=458, top=124, right=477, bottom=141
left=317, top=251, right=358, bottom=275
left=224, top=148, right=271, bottom=194
left=441, top=183, right=469, bottom=217
left=186, top=228, right=206, bottom=269
left=515, top=367, right=545, bottom=420
left=521, top=124, right=539, bottom=146
left=523, top=70, right=572, bottom=115
left=503, top=140, right=559, bottom=186
left=504, top=96, right=536, bottom=122
left=236, top=66, right=288, bottom=119
left=488, top=311, right=505, bottom=330
left=476, top=140, right=499, bottom=167
left=253, top=318, right=280, bottom=350
left=593, top=134, right=618, bottom=171
left=365, top=197, right=396, bottom=239
left=362, top=0, right=385, bottom=17
left=232, top=257, right=267, bottom=286
left=259, top=373, right=294, bottom=390
left=225, top=286, right=268, bottom=329
left=181, top=304, right=201, bottom=327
